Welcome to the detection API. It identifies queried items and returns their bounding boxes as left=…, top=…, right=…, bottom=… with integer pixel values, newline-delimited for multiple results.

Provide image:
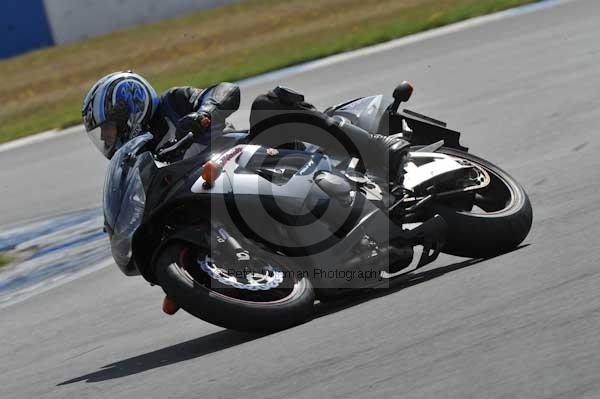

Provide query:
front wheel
left=155, top=241, right=315, bottom=332
left=426, top=148, right=533, bottom=258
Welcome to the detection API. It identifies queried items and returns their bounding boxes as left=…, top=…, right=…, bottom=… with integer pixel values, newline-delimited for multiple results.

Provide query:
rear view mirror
left=394, top=81, right=414, bottom=102
left=390, top=81, right=414, bottom=113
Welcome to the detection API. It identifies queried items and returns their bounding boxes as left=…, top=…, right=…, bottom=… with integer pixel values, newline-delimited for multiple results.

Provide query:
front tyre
left=428, top=148, right=533, bottom=258
left=155, top=241, right=315, bottom=332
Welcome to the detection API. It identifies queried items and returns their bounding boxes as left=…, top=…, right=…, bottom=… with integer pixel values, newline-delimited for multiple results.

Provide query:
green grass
left=0, top=253, right=15, bottom=268
left=0, top=0, right=537, bottom=143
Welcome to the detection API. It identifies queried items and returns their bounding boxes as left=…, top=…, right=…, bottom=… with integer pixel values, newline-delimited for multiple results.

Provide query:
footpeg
left=405, top=215, right=447, bottom=268
left=381, top=214, right=447, bottom=279
left=391, top=214, right=447, bottom=268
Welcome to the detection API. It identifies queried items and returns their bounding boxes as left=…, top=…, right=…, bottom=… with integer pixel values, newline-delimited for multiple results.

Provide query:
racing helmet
left=82, top=71, right=159, bottom=159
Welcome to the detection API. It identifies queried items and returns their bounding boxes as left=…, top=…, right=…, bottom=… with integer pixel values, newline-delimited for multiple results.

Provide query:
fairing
left=103, top=132, right=154, bottom=274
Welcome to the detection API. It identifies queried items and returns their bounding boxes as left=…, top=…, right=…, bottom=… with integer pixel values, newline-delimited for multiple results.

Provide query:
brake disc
left=197, top=256, right=284, bottom=291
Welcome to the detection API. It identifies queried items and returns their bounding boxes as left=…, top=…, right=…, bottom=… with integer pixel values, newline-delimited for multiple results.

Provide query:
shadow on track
left=315, top=245, right=529, bottom=318
left=57, top=329, right=264, bottom=385
left=58, top=246, right=527, bottom=385
left=315, top=257, right=485, bottom=318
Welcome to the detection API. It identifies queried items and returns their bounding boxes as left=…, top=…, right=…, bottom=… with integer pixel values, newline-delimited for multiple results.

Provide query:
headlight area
left=111, top=167, right=147, bottom=272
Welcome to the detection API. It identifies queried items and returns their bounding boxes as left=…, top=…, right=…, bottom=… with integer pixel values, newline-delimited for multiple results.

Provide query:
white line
left=0, top=125, right=83, bottom=153
left=0, top=258, right=113, bottom=309
left=0, top=0, right=572, bottom=154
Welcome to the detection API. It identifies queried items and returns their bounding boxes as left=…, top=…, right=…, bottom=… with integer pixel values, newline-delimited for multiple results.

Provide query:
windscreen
left=332, top=94, right=391, bottom=133
left=103, top=133, right=154, bottom=272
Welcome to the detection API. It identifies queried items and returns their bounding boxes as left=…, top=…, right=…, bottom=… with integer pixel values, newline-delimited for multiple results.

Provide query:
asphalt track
left=2, top=0, right=600, bottom=397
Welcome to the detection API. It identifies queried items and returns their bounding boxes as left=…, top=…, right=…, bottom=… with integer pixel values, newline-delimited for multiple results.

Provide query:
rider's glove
left=178, top=112, right=212, bottom=137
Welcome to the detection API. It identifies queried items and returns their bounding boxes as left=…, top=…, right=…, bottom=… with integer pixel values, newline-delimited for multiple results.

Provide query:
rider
left=82, top=71, right=241, bottom=159
left=82, top=71, right=408, bottom=182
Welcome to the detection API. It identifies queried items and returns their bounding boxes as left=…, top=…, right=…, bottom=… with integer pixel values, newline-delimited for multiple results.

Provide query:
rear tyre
left=427, top=148, right=532, bottom=258
left=155, top=241, right=315, bottom=332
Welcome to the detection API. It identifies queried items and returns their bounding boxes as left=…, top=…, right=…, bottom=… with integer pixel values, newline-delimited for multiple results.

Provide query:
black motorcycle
left=103, top=82, right=532, bottom=332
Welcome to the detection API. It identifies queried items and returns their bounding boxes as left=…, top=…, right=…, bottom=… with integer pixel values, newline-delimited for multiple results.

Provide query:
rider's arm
left=172, top=83, right=240, bottom=143
left=196, top=82, right=241, bottom=121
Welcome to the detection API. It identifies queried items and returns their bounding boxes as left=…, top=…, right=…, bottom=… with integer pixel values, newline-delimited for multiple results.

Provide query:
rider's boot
left=378, top=135, right=410, bottom=185
left=327, top=115, right=409, bottom=184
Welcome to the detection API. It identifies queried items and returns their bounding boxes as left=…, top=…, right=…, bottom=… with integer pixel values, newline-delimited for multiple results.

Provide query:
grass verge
left=0, top=0, right=537, bottom=143
left=0, top=253, right=15, bottom=268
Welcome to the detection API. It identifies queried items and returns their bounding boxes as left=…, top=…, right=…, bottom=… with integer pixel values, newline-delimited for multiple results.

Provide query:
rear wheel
left=155, top=239, right=315, bottom=332
left=426, top=148, right=532, bottom=258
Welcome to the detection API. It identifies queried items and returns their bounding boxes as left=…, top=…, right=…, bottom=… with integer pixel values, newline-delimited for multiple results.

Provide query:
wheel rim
left=440, top=158, right=518, bottom=216
left=177, top=244, right=300, bottom=304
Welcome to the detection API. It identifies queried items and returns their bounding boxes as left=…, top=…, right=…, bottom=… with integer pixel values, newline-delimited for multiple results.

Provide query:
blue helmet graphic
left=82, top=71, right=159, bottom=158
left=115, top=80, right=148, bottom=116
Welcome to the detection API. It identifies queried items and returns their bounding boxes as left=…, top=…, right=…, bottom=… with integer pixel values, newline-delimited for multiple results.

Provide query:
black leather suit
left=249, top=87, right=409, bottom=181
left=147, top=82, right=241, bottom=150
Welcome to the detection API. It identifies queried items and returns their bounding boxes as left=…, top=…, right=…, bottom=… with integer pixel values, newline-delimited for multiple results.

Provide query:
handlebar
left=155, top=132, right=195, bottom=162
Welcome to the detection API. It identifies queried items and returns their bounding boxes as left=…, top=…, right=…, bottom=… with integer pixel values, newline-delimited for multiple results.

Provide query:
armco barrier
left=1, top=0, right=55, bottom=59
left=1, top=0, right=236, bottom=59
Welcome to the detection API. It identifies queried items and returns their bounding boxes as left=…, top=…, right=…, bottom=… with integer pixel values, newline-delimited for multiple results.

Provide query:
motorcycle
left=103, top=82, right=532, bottom=332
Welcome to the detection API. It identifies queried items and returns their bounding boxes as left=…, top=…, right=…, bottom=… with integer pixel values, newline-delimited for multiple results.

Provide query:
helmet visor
left=87, top=121, right=121, bottom=159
